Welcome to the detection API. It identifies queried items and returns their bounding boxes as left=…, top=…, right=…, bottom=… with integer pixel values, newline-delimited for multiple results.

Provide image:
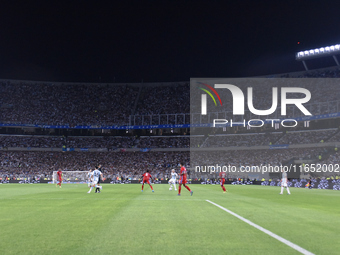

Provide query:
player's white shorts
left=92, top=180, right=98, bottom=186
left=281, top=181, right=287, bottom=187
left=169, top=179, right=176, bottom=184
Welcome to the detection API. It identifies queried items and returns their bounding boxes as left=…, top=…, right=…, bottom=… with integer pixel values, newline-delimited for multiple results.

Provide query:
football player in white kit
left=169, top=169, right=178, bottom=191
left=87, top=166, right=103, bottom=193
left=280, top=169, right=291, bottom=195
left=87, top=169, right=93, bottom=187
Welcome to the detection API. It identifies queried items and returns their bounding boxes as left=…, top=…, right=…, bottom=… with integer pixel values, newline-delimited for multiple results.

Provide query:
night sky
left=0, top=0, right=340, bottom=83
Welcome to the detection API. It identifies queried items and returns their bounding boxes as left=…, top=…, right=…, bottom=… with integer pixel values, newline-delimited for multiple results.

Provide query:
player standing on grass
left=280, top=169, right=291, bottom=195
left=308, top=178, right=312, bottom=189
left=87, top=166, right=103, bottom=193
left=219, top=171, right=227, bottom=193
left=141, top=170, right=154, bottom=192
left=95, top=164, right=102, bottom=193
left=169, top=169, right=178, bottom=191
left=87, top=169, right=93, bottom=187
left=56, top=169, right=62, bottom=188
left=178, top=163, right=193, bottom=196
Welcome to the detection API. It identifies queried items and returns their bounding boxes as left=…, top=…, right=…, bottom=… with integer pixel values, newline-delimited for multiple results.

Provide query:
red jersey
left=142, top=172, right=152, bottom=181
left=219, top=172, right=226, bottom=179
left=180, top=166, right=187, bottom=178
left=57, top=170, right=62, bottom=178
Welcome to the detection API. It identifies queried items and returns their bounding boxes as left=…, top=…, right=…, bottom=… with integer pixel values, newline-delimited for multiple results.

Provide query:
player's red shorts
left=220, top=178, right=225, bottom=186
left=179, top=176, right=187, bottom=184
left=143, top=179, right=150, bottom=184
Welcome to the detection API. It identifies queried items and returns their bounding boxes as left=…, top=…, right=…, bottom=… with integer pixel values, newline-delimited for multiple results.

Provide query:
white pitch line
left=206, top=200, right=314, bottom=255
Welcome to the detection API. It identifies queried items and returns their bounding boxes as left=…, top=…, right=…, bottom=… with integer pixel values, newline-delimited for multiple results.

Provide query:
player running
left=169, top=169, right=178, bottom=191
left=219, top=171, right=227, bottom=193
left=280, top=169, right=291, bottom=195
left=87, top=166, right=103, bottom=193
left=141, top=170, right=154, bottom=192
left=56, top=169, right=62, bottom=188
left=178, top=163, right=193, bottom=196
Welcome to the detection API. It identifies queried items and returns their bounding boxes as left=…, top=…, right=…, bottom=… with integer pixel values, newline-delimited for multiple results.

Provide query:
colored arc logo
left=197, top=82, right=223, bottom=106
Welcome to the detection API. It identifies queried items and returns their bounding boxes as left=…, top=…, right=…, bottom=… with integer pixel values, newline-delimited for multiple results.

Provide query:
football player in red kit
left=178, top=163, right=193, bottom=196
left=141, top=170, right=154, bottom=192
left=56, top=169, right=62, bottom=188
left=219, top=171, right=227, bottom=193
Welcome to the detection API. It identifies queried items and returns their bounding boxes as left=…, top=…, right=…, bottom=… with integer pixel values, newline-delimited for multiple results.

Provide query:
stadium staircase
left=272, top=132, right=286, bottom=144
left=323, top=129, right=340, bottom=142
left=131, top=85, right=143, bottom=115
left=200, top=136, right=210, bottom=147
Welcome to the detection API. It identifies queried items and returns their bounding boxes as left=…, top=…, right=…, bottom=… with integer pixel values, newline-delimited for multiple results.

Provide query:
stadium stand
left=1, top=67, right=340, bottom=181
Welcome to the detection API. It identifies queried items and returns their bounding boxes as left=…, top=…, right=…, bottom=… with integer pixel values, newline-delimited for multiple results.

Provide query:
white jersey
left=88, top=171, right=93, bottom=181
left=281, top=171, right=287, bottom=186
left=93, top=169, right=102, bottom=182
left=169, top=172, right=178, bottom=184
left=171, top=172, right=178, bottom=180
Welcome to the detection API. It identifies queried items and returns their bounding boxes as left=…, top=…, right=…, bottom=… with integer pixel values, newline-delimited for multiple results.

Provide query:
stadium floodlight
left=296, top=43, right=340, bottom=60
left=296, top=43, right=340, bottom=71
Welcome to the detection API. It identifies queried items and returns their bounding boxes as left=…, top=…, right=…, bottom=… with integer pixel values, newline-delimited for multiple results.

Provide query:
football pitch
left=1, top=184, right=339, bottom=255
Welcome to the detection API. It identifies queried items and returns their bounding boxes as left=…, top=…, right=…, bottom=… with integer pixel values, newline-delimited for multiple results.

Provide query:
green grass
left=1, top=184, right=339, bottom=255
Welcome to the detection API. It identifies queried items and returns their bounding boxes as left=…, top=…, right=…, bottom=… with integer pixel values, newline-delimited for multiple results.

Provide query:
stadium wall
left=3, top=179, right=339, bottom=190
left=1, top=141, right=339, bottom=152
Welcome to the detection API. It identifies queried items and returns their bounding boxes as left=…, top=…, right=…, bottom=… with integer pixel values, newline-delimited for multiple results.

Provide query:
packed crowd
left=203, top=133, right=282, bottom=147
left=0, top=81, right=139, bottom=126
left=0, top=147, right=330, bottom=181
left=137, top=137, right=189, bottom=148
left=67, top=136, right=136, bottom=149
left=1, top=67, right=340, bottom=127
left=0, top=135, right=66, bottom=148
left=134, top=83, right=190, bottom=115
left=1, top=128, right=339, bottom=149
left=0, top=135, right=190, bottom=149
left=0, top=151, right=189, bottom=181
left=275, top=129, right=338, bottom=145
left=191, top=148, right=319, bottom=168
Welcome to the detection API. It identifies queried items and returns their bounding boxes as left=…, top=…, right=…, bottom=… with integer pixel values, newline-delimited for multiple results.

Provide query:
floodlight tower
left=296, top=44, right=340, bottom=70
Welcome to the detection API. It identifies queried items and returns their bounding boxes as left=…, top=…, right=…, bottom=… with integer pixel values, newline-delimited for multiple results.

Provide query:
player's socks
left=222, top=186, right=226, bottom=192
left=178, top=186, right=181, bottom=194
left=142, top=184, right=144, bottom=191
left=185, top=185, right=191, bottom=192
left=150, top=185, right=153, bottom=191
left=280, top=186, right=284, bottom=194
left=287, top=187, right=291, bottom=194
left=88, top=187, right=93, bottom=193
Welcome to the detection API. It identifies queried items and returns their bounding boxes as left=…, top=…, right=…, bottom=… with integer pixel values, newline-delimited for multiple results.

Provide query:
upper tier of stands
left=1, top=67, right=340, bottom=126
left=1, top=127, right=340, bottom=149
left=1, top=128, right=339, bottom=149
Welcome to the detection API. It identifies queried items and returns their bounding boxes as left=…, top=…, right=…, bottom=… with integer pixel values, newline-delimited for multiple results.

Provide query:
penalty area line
left=206, top=200, right=314, bottom=255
